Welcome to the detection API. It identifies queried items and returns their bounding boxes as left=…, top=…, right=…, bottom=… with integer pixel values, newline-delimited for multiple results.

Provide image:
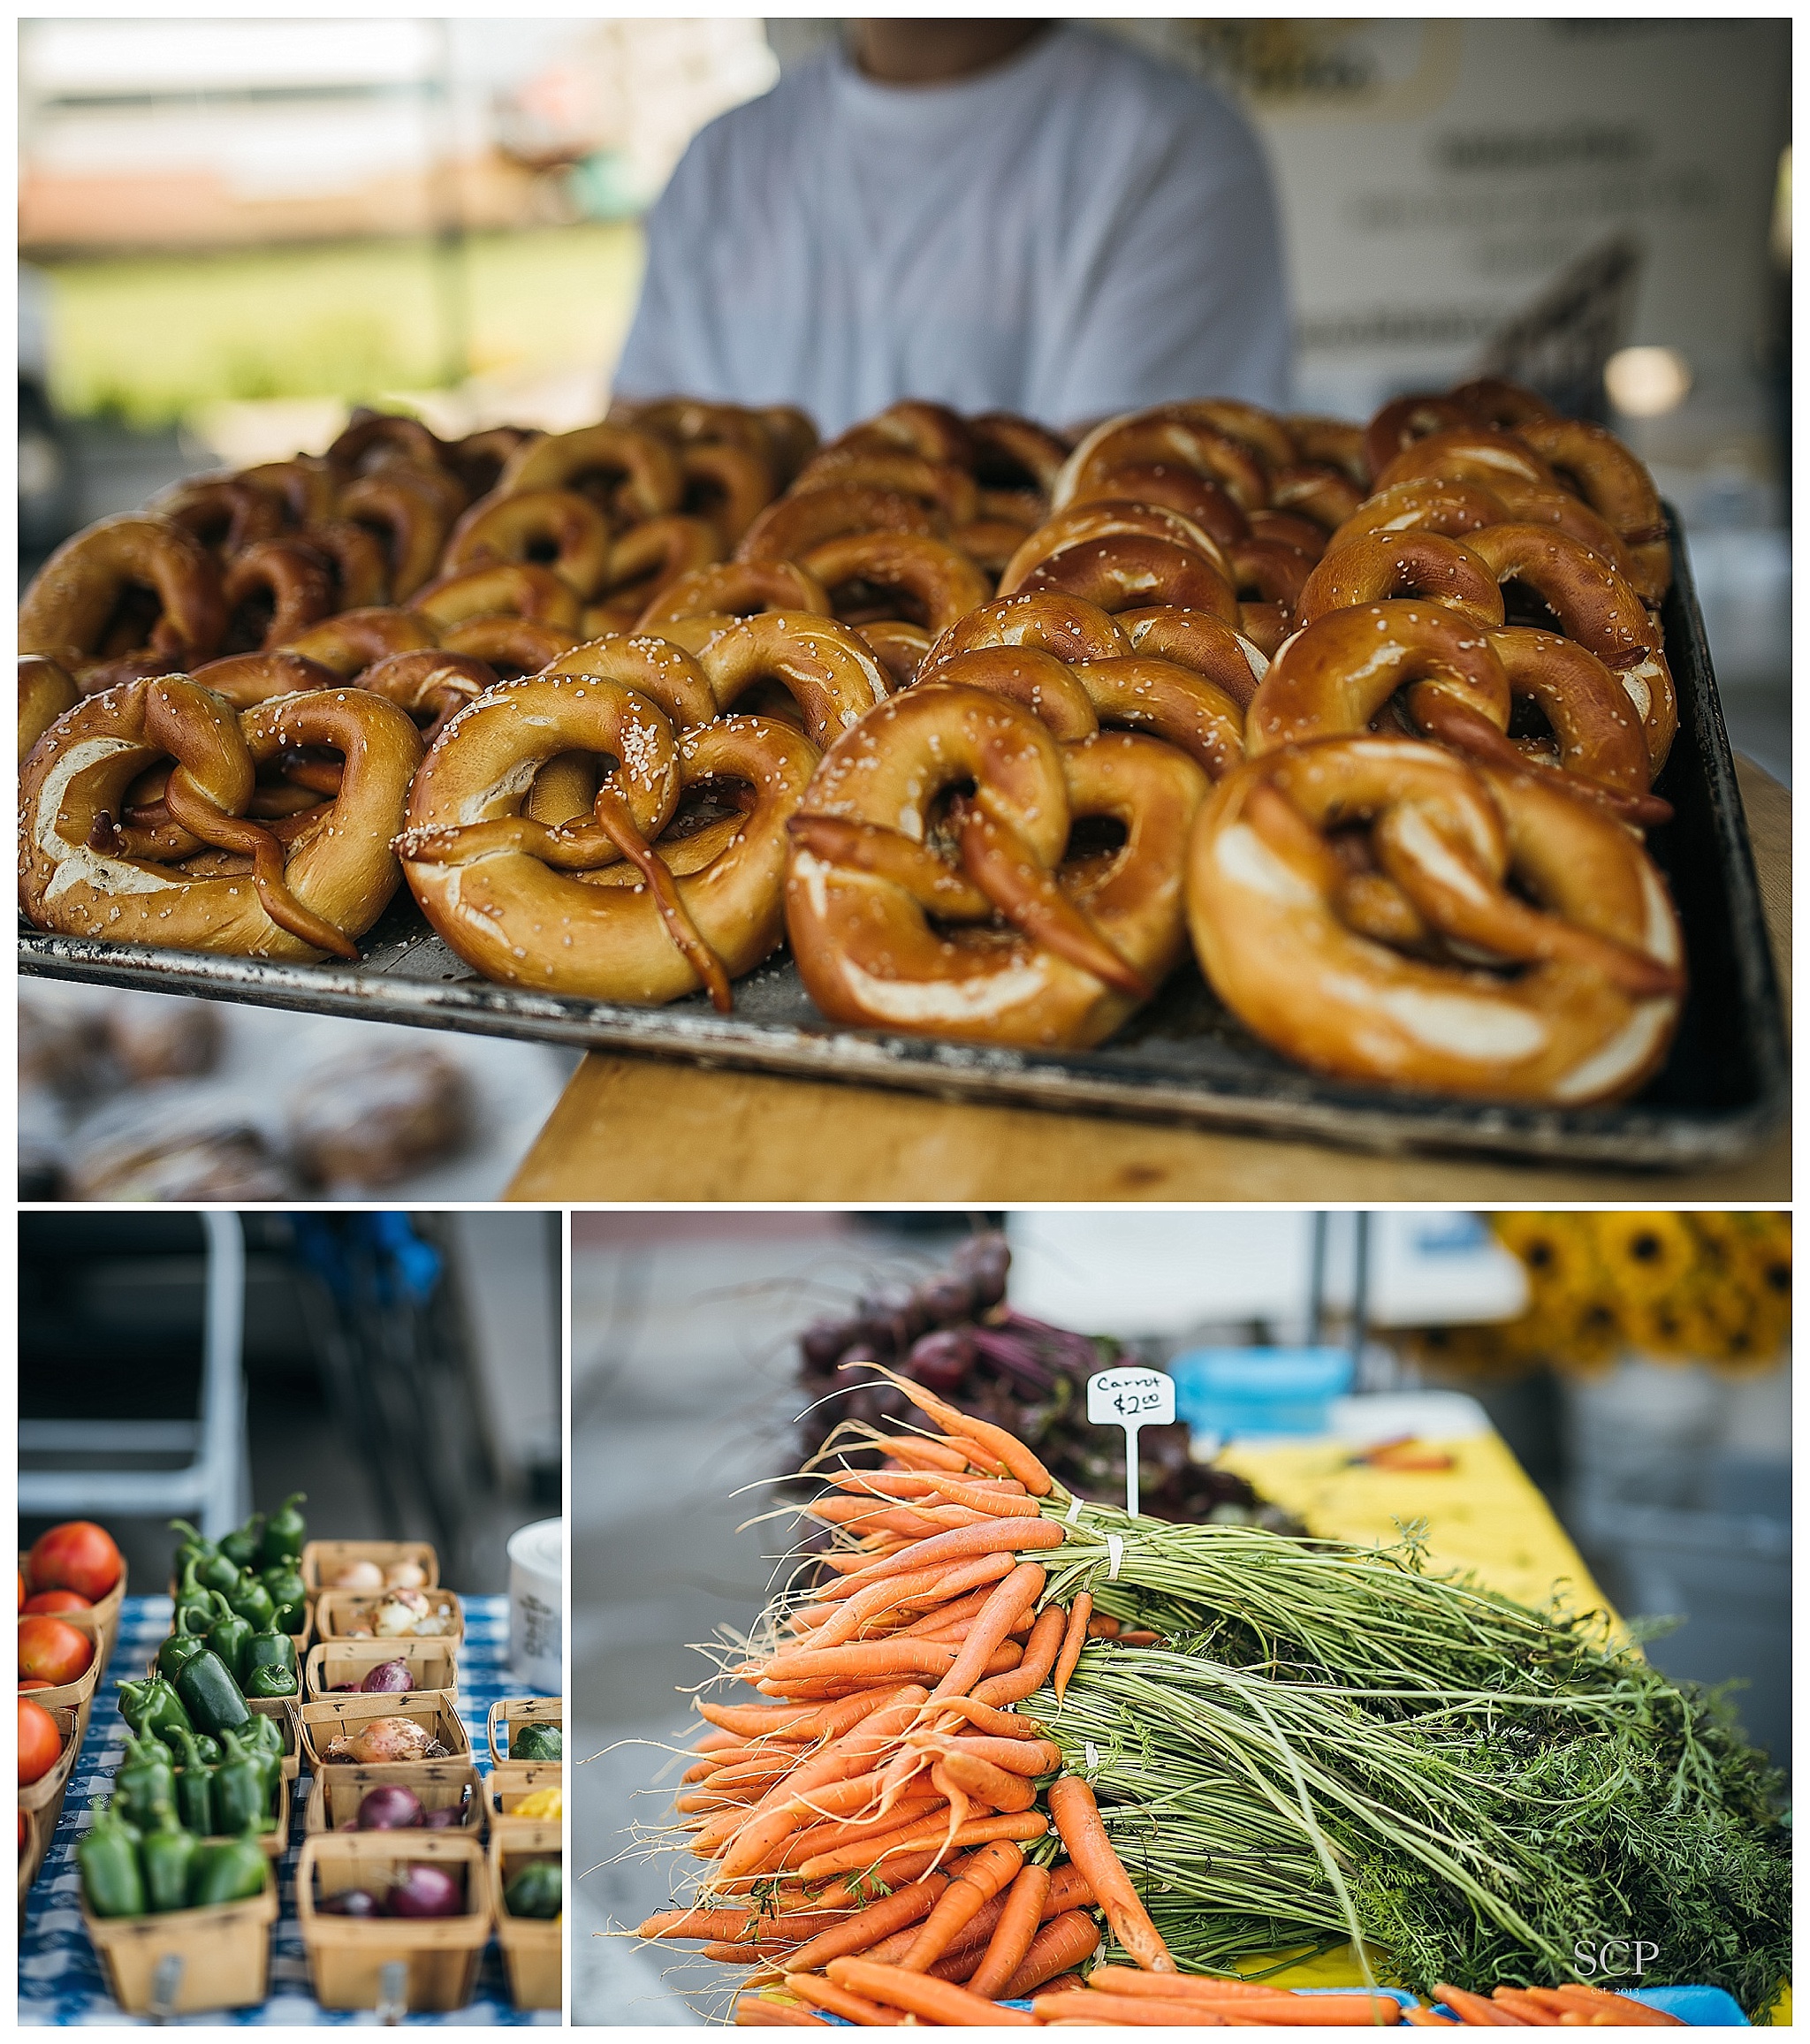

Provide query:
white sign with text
left=1086, top=1366, right=1175, bottom=1519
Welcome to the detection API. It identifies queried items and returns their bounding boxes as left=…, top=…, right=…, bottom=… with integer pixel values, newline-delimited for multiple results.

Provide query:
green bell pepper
left=114, top=1736, right=179, bottom=1831
left=243, top=1711, right=285, bottom=1764
left=190, top=1732, right=222, bottom=1767
left=78, top=1799, right=148, bottom=1919
left=260, top=1563, right=308, bottom=1635
left=209, top=1731, right=273, bottom=1835
left=259, top=1492, right=308, bottom=1571
left=205, top=1592, right=255, bottom=1684
left=511, top=1722, right=563, bottom=1762
left=117, top=1676, right=194, bottom=1748
left=219, top=1514, right=265, bottom=1574
left=171, top=1555, right=217, bottom=1635
left=173, top=1649, right=250, bottom=1741
left=245, top=1660, right=298, bottom=1700
left=186, top=1834, right=268, bottom=1908
left=169, top=1522, right=239, bottom=1597
left=504, top=1858, right=563, bottom=1919
left=224, top=1569, right=276, bottom=1632
left=170, top=1729, right=217, bottom=1837
left=156, top=1604, right=212, bottom=1684
left=139, top=1800, right=199, bottom=1914
left=241, top=1620, right=297, bottom=1690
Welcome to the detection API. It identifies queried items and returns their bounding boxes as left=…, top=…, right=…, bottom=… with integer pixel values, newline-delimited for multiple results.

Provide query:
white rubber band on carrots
left=1106, top=1534, right=1124, bottom=1582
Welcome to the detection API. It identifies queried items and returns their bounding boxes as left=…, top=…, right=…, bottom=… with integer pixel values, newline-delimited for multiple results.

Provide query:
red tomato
left=27, top=1523, right=121, bottom=1603
left=18, top=1615, right=94, bottom=1689
left=22, top=1590, right=91, bottom=1615
left=18, top=1809, right=27, bottom=1856
left=19, top=1696, right=62, bottom=1787
left=18, top=1680, right=52, bottom=1692
left=16, top=1571, right=23, bottom=1613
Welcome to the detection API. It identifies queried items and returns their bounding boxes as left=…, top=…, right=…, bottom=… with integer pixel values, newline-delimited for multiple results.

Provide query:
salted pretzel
left=1186, top=734, right=1684, bottom=1103
left=339, top=470, right=457, bottom=601
left=1247, top=509, right=1328, bottom=562
left=1286, top=417, right=1370, bottom=487
left=585, top=515, right=724, bottom=630
left=926, top=589, right=1133, bottom=668
left=998, top=501, right=1232, bottom=592
left=828, top=399, right=974, bottom=469
left=791, top=450, right=981, bottom=528
left=300, top=519, right=392, bottom=611
left=149, top=475, right=287, bottom=560
left=285, top=607, right=438, bottom=679
left=858, top=622, right=933, bottom=688
left=1064, top=463, right=1250, bottom=550
left=970, top=413, right=1069, bottom=494
left=1012, top=534, right=1239, bottom=623
left=414, top=560, right=582, bottom=631
left=442, top=488, right=614, bottom=598
left=1118, top=606, right=1271, bottom=712
left=1364, top=395, right=1472, bottom=483
left=445, top=426, right=537, bottom=498
left=1227, top=536, right=1312, bottom=612
left=20, top=516, right=227, bottom=678
left=1152, top=399, right=1299, bottom=475
left=240, top=457, right=338, bottom=528
left=397, top=675, right=818, bottom=1008
left=785, top=681, right=1208, bottom=1048
left=1324, top=477, right=1639, bottom=588
left=1054, top=414, right=1268, bottom=513
left=495, top=423, right=683, bottom=522
left=1373, top=426, right=1559, bottom=502
left=1269, top=463, right=1365, bottom=532
left=1449, top=377, right=1559, bottom=432
left=622, top=398, right=774, bottom=458
left=222, top=539, right=337, bottom=650
left=326, top=411, right=446, bottom=480
left=438, top=616, right=576, bottom=677
left=634, top=560, right=832, bottom=634
left=798, top=532, right=992, bottom=636
left=677, top=441, right=776, bottom=547
left=19, top=656, right=78, bottom=760
left=356, top=651, right=498, bottom=742
left=19, top=676, right=422, bottom=960
left=685, top=612, right=889, bottom=742
left=1513, top=417, right=1670, bottom=604
left=737, top=483, right=939, bottom=565
left=186, top=650, right=346, bottom=708
left=1297, top=531, right=1508, bottom=628
left=948, top=519, right=1037, bottom=576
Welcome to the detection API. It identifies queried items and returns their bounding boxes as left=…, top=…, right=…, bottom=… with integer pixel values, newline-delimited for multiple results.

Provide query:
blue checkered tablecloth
left=19, top=1594, right=559, bottom=2025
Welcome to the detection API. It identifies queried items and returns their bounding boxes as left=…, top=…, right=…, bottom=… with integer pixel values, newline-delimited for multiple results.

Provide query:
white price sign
left=1086, top=1366, right=1175, bottom=1519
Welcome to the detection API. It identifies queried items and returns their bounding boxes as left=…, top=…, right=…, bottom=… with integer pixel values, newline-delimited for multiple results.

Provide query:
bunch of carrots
left=631, top=1365, right=1680, bottom=2028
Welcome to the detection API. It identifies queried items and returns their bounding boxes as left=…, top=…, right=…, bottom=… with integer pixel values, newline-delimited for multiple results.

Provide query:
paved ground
left=568, top=1212, right=977, bottom=2025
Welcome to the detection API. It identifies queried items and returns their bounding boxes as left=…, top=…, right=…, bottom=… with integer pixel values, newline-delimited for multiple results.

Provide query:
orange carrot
left=897, top=1585, right=1007, bottom=1640
left=696, top=1699, right=840, bottom=1737
left=822, top=1518, right=1067, bottom=1601
left=1089, top=1612, right=1122, bottom=1637
left=1490, top=1988, right=1563, bottom=2025
left=778, top=1873, right=951, bottom=1976
left=699, top=1940, right=806, bottom=1964
left=871, top=1432, right=975, bottom=1472
left=636, top=1907, right=841, bottom=1942
left=1046, top=1774, right=1175, bottom=1973
left=975, top=1603, right=1067, bottom=1705
left=1434, top=1985, right=1530, bottom=2025
left=934, top=1749, right=1038, bottom=1812
left=899, top=1839, right=1025, bottom=1972
left=1033, top=1988, right=1231, bottom=2025
left=1089, top=1972, right=1404, bottom=2024
left=925, top=1561, right=1046, bottom=1701
left=817, top=1543, right=913, bottom=1574
left=784, top=1975, right=902, bottom=2025
left=796, top=1810, right=1048, bottom=1881
left=1053, top=1593, right=1092, bottom=1702
left=790, top=1562, right=976, bottom=1650
left=826, top=1956, right=1040, bottom=2025
left=858, top=1858, right=1094, bottom=1971
left=840, top=1364, right=1056, bottom=1496
left=964, top=1862, right=1053, bottom=1999
left=699, top=1689, right=907, bottom=1743
left=757, top=1639, right=963, bottom=1683
left=918, top=1696, right=1049, bottom=1739
left=825, top=1550, right=1017, bottom=1613
left=1000, top=1910, right=1105, bottom=1998
left=911, top=1734, right=1062, bottom=1776
left=734, top=1994, right=830, bottom=2025
left=828, top=1471, right=1040, bottom=1518
left=1546, top=1986, right=1680, bottom=2027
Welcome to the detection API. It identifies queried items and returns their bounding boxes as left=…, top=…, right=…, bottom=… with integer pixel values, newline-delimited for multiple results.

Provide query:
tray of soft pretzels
left=17, top=384, right=1787, bottom=1166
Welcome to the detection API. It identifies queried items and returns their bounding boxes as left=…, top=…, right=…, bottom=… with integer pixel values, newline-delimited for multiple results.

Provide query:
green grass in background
left=41, top=223, right=644, bottom=426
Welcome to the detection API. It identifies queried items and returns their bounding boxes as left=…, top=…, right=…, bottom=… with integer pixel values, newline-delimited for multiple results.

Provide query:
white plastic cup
left=506, top=1517, right=563, bottom=1693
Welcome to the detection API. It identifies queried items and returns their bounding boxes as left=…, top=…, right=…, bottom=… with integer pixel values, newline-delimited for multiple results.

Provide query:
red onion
left=322, top=1888, right=381, bottom=1917
left=420, top=1805, right=462, bottom=1830
left=359, top=1660, right=415, bottom=1695
left=387, top=1863, right=463, bottom=1919
left=355, top=1785, right=424, bottom=1831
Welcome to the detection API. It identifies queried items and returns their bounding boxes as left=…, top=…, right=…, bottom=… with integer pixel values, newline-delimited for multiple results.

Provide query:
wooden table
left=508, top=757, right=1789, bottom=1203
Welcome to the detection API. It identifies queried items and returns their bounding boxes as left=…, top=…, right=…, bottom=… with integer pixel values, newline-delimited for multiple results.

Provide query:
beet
left=799, top=1318, right=852, bottom=1376
left=908, top=1328, right=974, bottom=1396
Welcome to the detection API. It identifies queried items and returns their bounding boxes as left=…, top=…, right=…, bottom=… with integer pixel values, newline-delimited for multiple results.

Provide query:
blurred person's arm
left=612, top=130, right=731, bottom=404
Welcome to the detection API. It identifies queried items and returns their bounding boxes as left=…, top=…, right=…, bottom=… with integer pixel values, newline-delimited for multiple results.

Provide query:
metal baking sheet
left=19, top=513, right=1789, bottom=1168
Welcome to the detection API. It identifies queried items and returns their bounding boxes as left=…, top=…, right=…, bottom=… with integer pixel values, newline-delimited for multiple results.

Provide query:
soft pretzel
left=339, top=470, right=456, bottom=601
left=1118, top=606, right=1270, bottom=711
left=414, top=560, right=582, bottom=631
left=240, top=457, right=338, bottom=528
left=1150, top=399, right=1298, bottom=475
left=998, top=501, right=1232, bottom=592
left=19, top=655, right=79, bottom=760
left=1324, top=478, right=1639, bottom=588
left=926, top=589, right=1132, bottom=667
left=1449, top=376, right=1559, bottom=431
left=798, top=532, right=992, bottom=636
left=20, top=516, right=227, bottom=675
left=635, top=560, right=832, bottom=634
left=149, top=475, right=287, bottom=559
left=950, top=519, right=1036, bottom=577
left=222, top=538, right=337, bottom=650
left=687, top=612, right=889, bottom=742
left=1512, top=417, right=1670, bottom=603
left=539, top=634, right=719, bottom=731
left=1363, top=395, right=1472, bottom=484
left=785, top=682, right=1208, bottom=1048
left=1063, top=463, right=1250, bottom=550
left=495, top=423, right=683, bottom=521
left=624, top=398, right=774, bottom=458
left=186, top=650, right=346, bottom=709
left=1269, top=463, right=1365, bottom=532
left=356, top=650, right=498, bottom=741
left=828, top=399, right=974, bottom=469
left=1373, top=426, right=1558, bottom=499
left=1012, top=534, right=1238, bottom=622
left=1462, top=525, right=1675, bottom=769
left=398, top=678, right=818, bottom=1008
left=1186, top=734, right=1684, bottom=1102
left=792, top=450, right=980, bottom=528
left=969, top=413, right=1069, bottom=494
left=443, top=488, right=614, bottom=598
left=677, top=441, right=777, bottom=547
left=445, top=426, right=537, bottom=498
left=737, top=483, right=939, bottom=565
left=438, top=615, right=576, bottom=677
left=1297, top=531, right=1507, bottom=628
left=586, top=515, right=724, bottom=629
left=1247, top=509, right=1328, bottom=561
left=1226, top=536, right=1312, bottom=612
left=327, top=411, right=445, bottom=479
left=858, top=621, right=933, bottom=689
left=1285, top=416, right=1370, bottom=487
left=1054, top=414, right=1268, bottom=513
left=285, top=606, right=438, bottom=679
left=19, top=677, right=422, bottom=960
left=300, top=518, right=392, bottom=610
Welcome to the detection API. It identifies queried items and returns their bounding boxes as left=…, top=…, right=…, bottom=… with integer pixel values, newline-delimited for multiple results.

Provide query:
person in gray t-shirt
left=613, top=20, right=1290, bottom=436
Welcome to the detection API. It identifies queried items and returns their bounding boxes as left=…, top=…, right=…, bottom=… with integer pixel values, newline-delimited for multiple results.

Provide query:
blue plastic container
left=1169, top=1346, right=1354, bottom=1440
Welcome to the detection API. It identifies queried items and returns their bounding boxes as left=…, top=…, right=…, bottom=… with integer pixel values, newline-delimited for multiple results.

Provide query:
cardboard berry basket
left=19, top=1550, right=128, bottom=1675
left=304, top=1636, right=458, bottom=1704
left=300, top=1539, right=440, bottom=1598
left=304, top=1759, right=485, bottom=1837
left=82, top=1861, right=278, bottom=2017
left=200, top=1770, right=291, bottom=1861
left=485, top=1760, right=561, bottom=1834
left=489, top=1821, right=561, bottom=2011
left=19, top=1605, right=103, bottom=1727
left=19, top=1698, right=81, bottom=1820
left=19, top=1800, right=54, bottom=1925
left=296, top=1830, right=491, bottom=2013
left=486, top=1694, right=563, bottom=1765
left=132, top=1683, right=301, bottom=1784
left=314, top=1587, right=464, bottom=1645
left=300, top=1691, right=471, bottom=1772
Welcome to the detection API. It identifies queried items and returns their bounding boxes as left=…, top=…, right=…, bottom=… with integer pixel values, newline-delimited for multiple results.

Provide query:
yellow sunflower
left=1490, top=1212, right=1598, bottom=1309
left=1587, top=1212, right=1698, bottom=1304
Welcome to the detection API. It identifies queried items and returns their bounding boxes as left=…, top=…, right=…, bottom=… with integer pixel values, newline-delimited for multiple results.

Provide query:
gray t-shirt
left=614, top=27, right=1291, bottom=436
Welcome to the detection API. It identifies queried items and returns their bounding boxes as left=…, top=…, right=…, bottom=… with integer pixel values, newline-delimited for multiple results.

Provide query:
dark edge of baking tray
left=19, top=510, right=1790, bottom=1172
